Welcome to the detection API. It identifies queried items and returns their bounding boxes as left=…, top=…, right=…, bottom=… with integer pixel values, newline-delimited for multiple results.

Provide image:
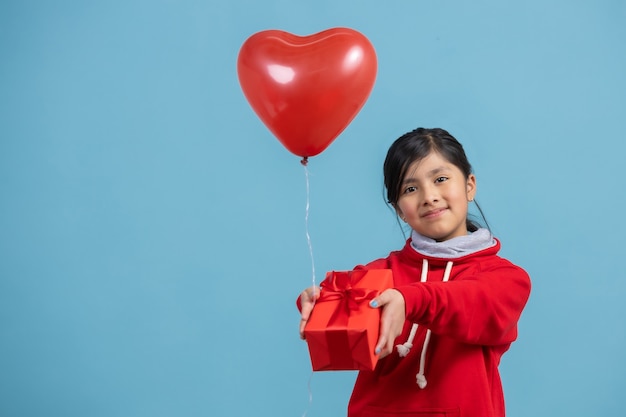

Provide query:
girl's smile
left=421, top=207, right=448, bottom=219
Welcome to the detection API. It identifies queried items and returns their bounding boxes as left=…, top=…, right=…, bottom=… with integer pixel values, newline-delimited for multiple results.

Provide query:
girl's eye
left=435, top=176, right=448, bottom=183
left=403, top=186, right=417, bottom=194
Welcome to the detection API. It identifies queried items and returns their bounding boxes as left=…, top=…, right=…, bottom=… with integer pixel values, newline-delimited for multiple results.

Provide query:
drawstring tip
left=416, top=374, right=427, bottom=389
left=396, top=343, right=413, bottom=357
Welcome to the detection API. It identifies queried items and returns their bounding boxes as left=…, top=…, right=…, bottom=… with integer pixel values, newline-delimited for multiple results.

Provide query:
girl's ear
left=466, top=174, right=477, bottom=201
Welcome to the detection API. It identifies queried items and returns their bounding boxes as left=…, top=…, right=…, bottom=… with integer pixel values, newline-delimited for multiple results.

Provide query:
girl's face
left=396, top=151, right=476, bottom=242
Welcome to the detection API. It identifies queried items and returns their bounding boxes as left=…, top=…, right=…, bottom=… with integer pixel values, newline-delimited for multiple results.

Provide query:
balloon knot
left=300, top=157, right=309, bottom=166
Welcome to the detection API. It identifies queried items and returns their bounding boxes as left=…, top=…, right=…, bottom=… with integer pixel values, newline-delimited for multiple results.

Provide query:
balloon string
left=302, top=162, right=316, bottom=417
left=303, top=163, right=316, bottom=293
left=301, top=371, right=314, bottom=417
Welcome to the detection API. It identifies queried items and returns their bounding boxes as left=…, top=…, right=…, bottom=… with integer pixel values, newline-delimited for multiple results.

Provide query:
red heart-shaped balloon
left=237, top=28, right=377, bottom=159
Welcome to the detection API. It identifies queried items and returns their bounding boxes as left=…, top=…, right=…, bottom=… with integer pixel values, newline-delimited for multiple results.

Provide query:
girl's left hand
left=298, top=286, right=320, bottom=339
left=369, top=289, right=406, bottom=358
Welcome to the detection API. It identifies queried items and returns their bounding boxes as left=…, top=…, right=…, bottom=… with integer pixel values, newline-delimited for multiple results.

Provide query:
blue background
left=1, top=1, right=625, bottom=416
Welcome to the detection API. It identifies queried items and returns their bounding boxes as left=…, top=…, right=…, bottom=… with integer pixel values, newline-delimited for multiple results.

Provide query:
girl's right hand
left=298, top=286, right=320, bottom=339
left=369, top=288, right=406, bottom=358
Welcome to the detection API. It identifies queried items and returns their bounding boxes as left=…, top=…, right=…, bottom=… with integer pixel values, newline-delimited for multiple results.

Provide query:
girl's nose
left=421, top=186, right=439, bottom=204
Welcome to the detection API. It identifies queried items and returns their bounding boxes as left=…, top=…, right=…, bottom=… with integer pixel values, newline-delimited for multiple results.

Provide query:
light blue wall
left=1, top=1, right=625, bottom=416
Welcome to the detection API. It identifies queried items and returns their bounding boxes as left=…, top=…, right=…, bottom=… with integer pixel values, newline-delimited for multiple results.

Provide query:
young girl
left=298, top=128, right=531, bottom=417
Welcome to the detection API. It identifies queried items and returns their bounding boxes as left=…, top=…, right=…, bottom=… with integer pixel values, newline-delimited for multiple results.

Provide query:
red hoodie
left=345, top=238, right=531, bottom=417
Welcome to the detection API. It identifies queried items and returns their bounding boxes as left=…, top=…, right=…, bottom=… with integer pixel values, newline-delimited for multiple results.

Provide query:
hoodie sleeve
left=395, top=261, right=531, bottom=346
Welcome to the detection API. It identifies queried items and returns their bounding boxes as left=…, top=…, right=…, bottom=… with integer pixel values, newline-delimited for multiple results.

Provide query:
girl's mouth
left=422, top=208, right=447, bottom=219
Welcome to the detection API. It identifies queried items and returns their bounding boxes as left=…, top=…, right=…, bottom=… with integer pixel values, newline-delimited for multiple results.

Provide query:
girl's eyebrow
left=428, top=166, right=451, bottom=175
left=402, top=166, right=451, bottom=184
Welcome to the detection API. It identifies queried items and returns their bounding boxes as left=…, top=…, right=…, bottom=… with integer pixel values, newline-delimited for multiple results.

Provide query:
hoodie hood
left=410, top=228, right=496, bottom=259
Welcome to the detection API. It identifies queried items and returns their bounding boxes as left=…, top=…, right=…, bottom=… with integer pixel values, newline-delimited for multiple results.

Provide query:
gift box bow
left=318, top=270, right=380, bottom=324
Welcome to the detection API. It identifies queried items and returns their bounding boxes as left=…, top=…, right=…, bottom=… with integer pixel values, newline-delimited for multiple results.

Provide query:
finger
left=299, top=303, right=317, bottom=339
left=309, top=286, right=320, bottom=301
left=369, top=289, right=393, bottom=309
left=300, top=291, right=319, bottom=319
left=384, top=337, right=396, bottom=358
left=299, top=317, right=308, bottom=340
left=299, top=300, right=313, bottom=340
left=374, top=317, right=391, bottom=357
left=301, top=301, right=313, bottom=320
left=374, top=336, right=394, bottom=359
left=298, top=287, right=320, bottom=340
left=374, top=334, right=386, bottom=357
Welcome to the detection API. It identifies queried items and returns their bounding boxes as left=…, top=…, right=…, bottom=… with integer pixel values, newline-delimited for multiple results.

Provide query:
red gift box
left=304, top=269, right=393, bottom=371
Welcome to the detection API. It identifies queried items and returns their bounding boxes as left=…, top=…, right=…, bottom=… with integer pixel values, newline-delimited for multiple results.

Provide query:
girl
left=298, top=128, right=531, bottom=417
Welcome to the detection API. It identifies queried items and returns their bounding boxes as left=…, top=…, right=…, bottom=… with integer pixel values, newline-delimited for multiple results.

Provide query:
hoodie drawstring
left=396, top=259, right=453, bottom=389
left=395, top=259, right=429, bottom=357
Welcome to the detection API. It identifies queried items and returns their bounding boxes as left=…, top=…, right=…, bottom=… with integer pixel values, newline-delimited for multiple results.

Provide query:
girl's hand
left=299, top=286, right=320, bottom=339
left=369, top=289, right=406, bottom=358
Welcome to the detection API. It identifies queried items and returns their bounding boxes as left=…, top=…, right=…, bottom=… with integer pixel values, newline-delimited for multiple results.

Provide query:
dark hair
left=383, top=127, right=488, bottom=232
